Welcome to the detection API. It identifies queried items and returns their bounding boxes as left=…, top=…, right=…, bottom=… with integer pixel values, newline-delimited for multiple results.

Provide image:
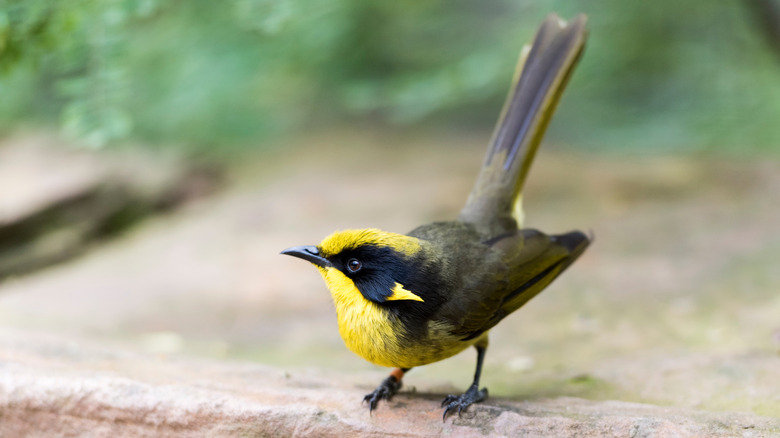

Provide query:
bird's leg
left=441, top=345, right=488, bottom=420
left=363, top=367, right=409, bottom=413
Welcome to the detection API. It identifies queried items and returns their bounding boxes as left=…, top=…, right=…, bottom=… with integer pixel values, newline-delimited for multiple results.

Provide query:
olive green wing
left=449, top=229, right=590, bottom=341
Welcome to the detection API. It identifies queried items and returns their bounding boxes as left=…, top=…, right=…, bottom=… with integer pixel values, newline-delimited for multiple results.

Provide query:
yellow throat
left=315, top=229, right=423, bottom=367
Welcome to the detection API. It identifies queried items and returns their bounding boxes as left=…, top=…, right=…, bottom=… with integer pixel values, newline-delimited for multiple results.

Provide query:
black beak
left=280, top=245, right=333, bottom=268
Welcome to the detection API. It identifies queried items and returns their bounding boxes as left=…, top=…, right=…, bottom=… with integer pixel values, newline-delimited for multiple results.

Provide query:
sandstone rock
left=1, top=330, right=778, bottom=437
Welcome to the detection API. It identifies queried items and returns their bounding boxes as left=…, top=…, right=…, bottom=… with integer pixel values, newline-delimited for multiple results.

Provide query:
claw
left=440, top=384, right=488, bottom=421
left=363, top=393, right=380, bottom=413
left=442, top=406, right=452, bottom=421
left=440, top=394, right=457, bottom=407
left=363, top=374, right=402, bottom=413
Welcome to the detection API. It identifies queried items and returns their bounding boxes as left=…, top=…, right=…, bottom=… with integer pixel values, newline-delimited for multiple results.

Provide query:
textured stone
left=1, top=330, right=778, bottom=437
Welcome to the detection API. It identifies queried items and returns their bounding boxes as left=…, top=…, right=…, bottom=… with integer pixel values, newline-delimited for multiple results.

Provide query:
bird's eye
left=346, top=258, right=362, bottom=273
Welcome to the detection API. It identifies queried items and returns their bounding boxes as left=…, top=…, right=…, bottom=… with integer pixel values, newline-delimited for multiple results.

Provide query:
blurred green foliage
left=0, top=0, right=779, bottom=153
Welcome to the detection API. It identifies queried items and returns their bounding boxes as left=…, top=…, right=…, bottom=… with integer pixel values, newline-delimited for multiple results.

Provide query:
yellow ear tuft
left=387, top=282, right=424, bottom=302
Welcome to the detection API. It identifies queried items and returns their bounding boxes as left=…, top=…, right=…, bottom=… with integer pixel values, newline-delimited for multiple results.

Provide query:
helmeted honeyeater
left=282, top=13, right=590, bottom=419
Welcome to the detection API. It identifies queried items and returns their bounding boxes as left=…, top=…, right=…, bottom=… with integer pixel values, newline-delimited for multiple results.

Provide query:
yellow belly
left=338, top=310, right=475, bottom=369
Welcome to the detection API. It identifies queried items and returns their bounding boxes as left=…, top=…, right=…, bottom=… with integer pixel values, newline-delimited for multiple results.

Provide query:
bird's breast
left=318, top=267, right=475, bottom=368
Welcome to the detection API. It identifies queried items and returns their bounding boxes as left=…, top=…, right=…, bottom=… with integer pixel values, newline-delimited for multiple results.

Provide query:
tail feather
left=459, top=14, right=588, bottom=235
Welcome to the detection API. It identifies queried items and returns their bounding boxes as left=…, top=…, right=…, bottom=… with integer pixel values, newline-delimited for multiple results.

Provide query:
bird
left=282, top=13, right=590, bottom=420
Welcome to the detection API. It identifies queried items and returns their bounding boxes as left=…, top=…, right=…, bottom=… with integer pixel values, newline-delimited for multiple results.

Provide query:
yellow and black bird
left=282, top=13, right=590, bottom=419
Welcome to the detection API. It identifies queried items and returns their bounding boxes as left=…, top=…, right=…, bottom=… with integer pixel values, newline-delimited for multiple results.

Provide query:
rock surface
left=2, top=330, right=778, bottom=437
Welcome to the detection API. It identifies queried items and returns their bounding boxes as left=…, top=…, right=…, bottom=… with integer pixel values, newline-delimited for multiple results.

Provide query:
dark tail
left=459, top=14, right=588, bottom=235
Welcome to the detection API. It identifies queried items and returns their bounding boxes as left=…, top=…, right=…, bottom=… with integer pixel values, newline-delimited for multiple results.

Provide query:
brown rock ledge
left=1, top=330, right=777, bottom=438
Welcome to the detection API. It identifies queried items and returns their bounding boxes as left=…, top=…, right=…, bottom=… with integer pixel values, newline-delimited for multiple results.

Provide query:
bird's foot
left=363, top=374, right=402, bottom=413
left=441, top=383, right=487, bottom=420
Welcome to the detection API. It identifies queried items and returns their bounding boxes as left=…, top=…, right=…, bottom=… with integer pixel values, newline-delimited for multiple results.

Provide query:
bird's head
left=281, top=228, right=428, bottom=305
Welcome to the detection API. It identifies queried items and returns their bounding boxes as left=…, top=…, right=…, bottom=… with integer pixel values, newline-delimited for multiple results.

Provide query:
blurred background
left=2, top=0, right=780, bottom=154
left=1, top=0, right=779, bottom=418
